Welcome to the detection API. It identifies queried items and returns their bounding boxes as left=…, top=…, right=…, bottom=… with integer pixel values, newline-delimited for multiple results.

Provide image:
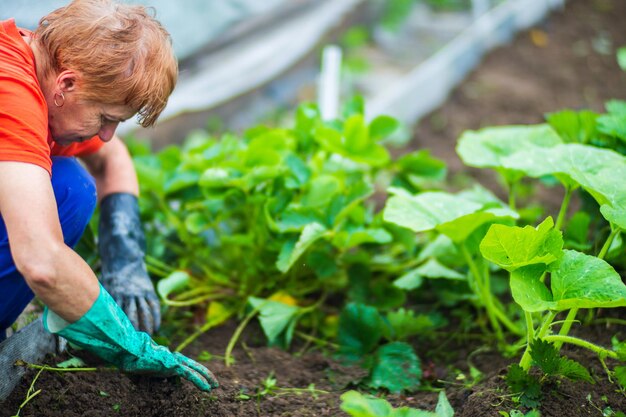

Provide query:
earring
left=53, top=92, right=65, bottom=107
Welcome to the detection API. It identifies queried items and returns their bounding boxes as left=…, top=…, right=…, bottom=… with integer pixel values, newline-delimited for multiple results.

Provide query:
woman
left=0, top=0, right=218, bottom=399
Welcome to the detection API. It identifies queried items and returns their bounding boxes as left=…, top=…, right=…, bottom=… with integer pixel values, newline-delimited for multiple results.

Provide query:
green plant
left=382, top=185, right=522, bottom=346
left=125, top=99, right=446, bottom=360
left=236, top=372, right=328, bottom=401
left=335, top=302, right=443, bottom=393
left=617, top=47, right=626, bottom=71
left=505, top=339, right=592, bottom=408
left=340, top=390, right=454, bottom=417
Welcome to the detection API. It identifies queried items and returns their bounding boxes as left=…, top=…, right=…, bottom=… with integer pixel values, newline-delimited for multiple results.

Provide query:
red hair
left=34, top=0, right=177, bottom=127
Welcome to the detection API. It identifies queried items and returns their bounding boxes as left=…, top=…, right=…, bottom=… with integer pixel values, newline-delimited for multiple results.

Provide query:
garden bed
left=3, top=0, right=626, bottom=416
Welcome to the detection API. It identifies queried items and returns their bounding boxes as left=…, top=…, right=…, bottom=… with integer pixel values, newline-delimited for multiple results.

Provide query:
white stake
left=318, top=45, right=343, bottom=121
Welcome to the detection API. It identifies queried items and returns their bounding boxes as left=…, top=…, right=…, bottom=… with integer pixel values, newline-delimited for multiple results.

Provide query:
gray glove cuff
left=98, top=193, right=146, bottom=275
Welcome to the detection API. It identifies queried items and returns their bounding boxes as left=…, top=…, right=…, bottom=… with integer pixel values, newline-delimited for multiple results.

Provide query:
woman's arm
left=80, top=135, right=138, bottom=200
left=79, top=135, right=161, bottom=334
left=0, top=161, right=99, bottom=321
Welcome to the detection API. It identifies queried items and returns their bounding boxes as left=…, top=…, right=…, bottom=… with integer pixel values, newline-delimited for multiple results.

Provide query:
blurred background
left=3, top=0, right=622, bottom=154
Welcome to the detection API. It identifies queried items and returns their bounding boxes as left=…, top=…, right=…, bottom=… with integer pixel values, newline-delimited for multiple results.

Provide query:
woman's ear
left=56, top=70, right=78, bottom=93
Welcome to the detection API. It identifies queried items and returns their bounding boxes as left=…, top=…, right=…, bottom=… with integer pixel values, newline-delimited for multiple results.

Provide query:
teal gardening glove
left=43, top=284, right=218, bottom=391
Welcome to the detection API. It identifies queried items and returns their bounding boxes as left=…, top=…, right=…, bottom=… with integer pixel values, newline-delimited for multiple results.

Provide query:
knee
left=50, top=157, right=97, bottom=246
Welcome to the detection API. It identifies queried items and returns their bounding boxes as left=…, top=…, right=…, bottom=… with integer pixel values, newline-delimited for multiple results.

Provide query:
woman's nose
left=98, top=122, right=119, bottom=142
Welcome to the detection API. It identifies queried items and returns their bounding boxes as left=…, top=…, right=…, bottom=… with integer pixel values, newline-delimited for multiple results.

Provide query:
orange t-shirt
left=0, top=19, right=104, bottom=176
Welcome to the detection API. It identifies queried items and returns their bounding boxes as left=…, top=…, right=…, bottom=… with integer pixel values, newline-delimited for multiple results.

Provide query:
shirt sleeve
left=0, top=72, right=52, bottom=175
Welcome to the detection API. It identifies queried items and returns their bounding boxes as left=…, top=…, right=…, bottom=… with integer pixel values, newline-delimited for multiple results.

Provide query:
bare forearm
left=83, top=136, right=139, bottom=200
left=23, top=243, right=100, bottom=322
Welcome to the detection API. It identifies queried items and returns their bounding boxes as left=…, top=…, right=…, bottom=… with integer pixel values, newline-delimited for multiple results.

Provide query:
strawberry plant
left=127, top=99, right=447, bottom=360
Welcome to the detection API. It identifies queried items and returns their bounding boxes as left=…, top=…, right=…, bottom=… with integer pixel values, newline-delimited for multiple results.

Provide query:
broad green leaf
left=437, top=211, right=514, bottom=243
left=164, top=171, right=200, bottom=194
left=564, top=212, right=591, bottom=248
left=350, top=143, right=391, bottom=167
left=184, top=212, right=210, bottom=234
left=615, top=366, right=626, bottom=389
left=294, top=103, right=320, bottom=135
left=417, top=234, right=461, bottom=266
left=340, top=391, right=437, bottom=417
left=435, top=391, right=454, bottom=417
left=369, top=115, right=400, bottom=142
left=134, top=155, right=165, bottom=193
left=619, top=47, right=626, bottom=71
left=344, top=114, right=370, bottom=153
left=395, top=150, right=447, bottom=188
left=393, top=268, right=424, bottom=290
left=546, top=110, right=598, bottom=144
left=383, top=192, right=482, bottom=233
left=307, top=248, right=338, bottom=279
left=57, top=357, right=87, bottom=369
left=549, top=250, right=626, bottom=310
left=480, top=218, right=563, bottom=272
left=338, top=303, right=385, bottom=359
left=332, top=228, right=393, bottom=249
left=597, top=113, right=626, bottom=141
left=285, top=154, right=311, bottom=187
left=276, top=223, right=329, bottom=273
left=369, top=342, right=422, bottom=393
left=241, top=165, right=284, bottom=190
left=248, top=297, right=300, bottom=346
left=557, top=357, right=593, bottom=383
left=332, top=181, right=374, bottom=227
left=340, top=390, right=393, bottom=417
left=369, top=281, right=407, bottom=310
left=414, top=259, right=464, bottom=280
left=384, top=190, right=515, bottom=242
left=302, top=175, right=342, bottom=208
left=342, top=96, right=365, bottom=118
left=157, top=271, right=191, bottom=303
left=386, top=309, right=437, bottom=340
left=510, top=265, right=553, bottom=312
left=501, top=143, right=625, bottom=190
left=529, top=339, right=560, bottom=375
left=606, top=100, right=626, bottom=115
left=457, top=124, right=562, bottom=177
left=199, top=167, right=240, bottom=188
left=505, top=364, right=542, bottom=409
left=273, top=208, right=321, bottom=232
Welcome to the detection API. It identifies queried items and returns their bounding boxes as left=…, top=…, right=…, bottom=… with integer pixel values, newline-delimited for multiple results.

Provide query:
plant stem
left=598, top=227, right=621, bottom=260
left=554, top=308, right=579, bottom=351
left=176, top=308, right=235, bottom=352
left=295, top=331, right=340, bottom=349
left=492, top=301, right=524, bottom=336
left=462, top=245, right=504, bottom=343
left=543, top=335, right=619, bottom=359
left=224, top=305, right=261, bottom=367
left=554, top=186, right=572, bottom=231
left=15, top=360, right=100, bottom=372
left=519, top=311, right=557, bottom=370
left=508, top=179, right=517, bottom=211
left=12, top=367, right=45, bottom=417
left=592, top=318, right=626, bottom=326
left=524, top=311, right=534, bottom=349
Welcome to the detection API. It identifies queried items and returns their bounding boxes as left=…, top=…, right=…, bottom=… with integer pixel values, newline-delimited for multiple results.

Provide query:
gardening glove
left=0, top=318, right=67, bottom=400
left=98, top=193, right=160, bottom=335
left=42, top=284, right=219, bottom=391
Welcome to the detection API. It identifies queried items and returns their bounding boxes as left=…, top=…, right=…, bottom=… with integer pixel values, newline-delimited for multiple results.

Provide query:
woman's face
left=46, top=70, right=135, bottom=146
left=48, top=97, right=134, bottom=146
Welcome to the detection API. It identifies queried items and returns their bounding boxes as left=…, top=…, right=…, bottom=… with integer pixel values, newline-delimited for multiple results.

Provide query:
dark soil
left=3, top=0, right=626, bottom=416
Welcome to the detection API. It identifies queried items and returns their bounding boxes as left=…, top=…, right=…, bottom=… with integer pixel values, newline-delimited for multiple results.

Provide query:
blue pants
left=0, top=157, right=97, bottom=341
